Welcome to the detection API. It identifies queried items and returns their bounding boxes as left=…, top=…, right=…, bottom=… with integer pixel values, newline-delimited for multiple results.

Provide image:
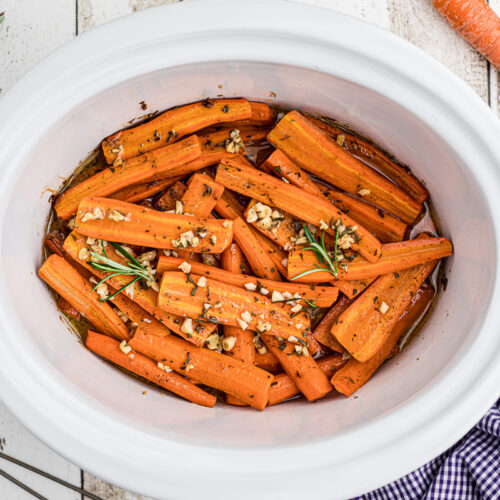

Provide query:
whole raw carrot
left=331, top=286, right=435, bottom=396
left=55, top=136, right=201, bottom=220
left=261, top=335, right=332, bottom=401
left=268, top=354, right=346, bottom=406
left=130, top=324, right=273, bottom=410
left=102, top=98, right=252, bottom=163
left=74, top=197, right=233, bottom=252
left=267, top=111, right=422, bottom=223
left=38, top=255, right=129, bottom=341
left=432, top=0, right=500, bottom=71
left=86, top=330, right=216, bottom=407
left=312, top=296, right=351, bottom=352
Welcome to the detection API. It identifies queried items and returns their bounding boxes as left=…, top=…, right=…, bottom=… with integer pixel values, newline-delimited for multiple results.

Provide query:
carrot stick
left=55, top=136, right=201, bottom=220
left=222, top=101, right=277, bottom=128
left=155, top=180, right=188, bottom=211
left=267, top=111, right=422, bottom=223
left=130, top=324, right=273, bottom=410
left=221, top=242, right=243, bottom=273
left=312, top=296, right=351, bottom=352
left=159, top=272, right=311, bottom=344
left=57, top=296, right=81, bottom=321
left=102, top=99, right=252, bottom=163
left=335, top=278, right=375, bottom=299
left=288, top=236, right=452, bottom=282
left=181, top=174, right=224, bottom=217
left=108, top=290, right=162, bottom=328
left=156, top=256, right=339, bottom=308
left=432, top=0, right=500, bottom=72
left=86, top=330, right=216, bottom=407
left=268, top=354, right=346, bottom=406
left=308, top=117, right=429, bottom=204
left=74, top=197, right=233, bottom=252
left=331, top=258, right=440, bottom=362
left=38, top=255, right=129, bottom=341
left=261, top=335, right=332, bottom=401
left=111, top=176, right=183, bottom=204
left=331, top=286, right=435, bottom=396
left=255, top=351, right=282, bottom=373
left=215, top=158, right=382, bottom=262
left=249, top=227, right=289, bottom=277
left=63, top=232, right=215, bottom=345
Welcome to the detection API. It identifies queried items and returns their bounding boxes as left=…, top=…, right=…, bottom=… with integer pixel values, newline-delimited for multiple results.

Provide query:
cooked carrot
left=249, top=227, right=289, bottom=277
left=86, top=330, right=216, bottom=407
left=332, top=286, right=435, bottom=396
left=57, top=296, right=82, bottom=321
left=55, top=136, right=201, bottom=220
left=308, top=117, right=429, bottom=204
left=312, top=296, right=351, bottom=352
left=155, top=180, right=188, bottom=211
left=255, top=351, right=282, bottom=373
left=102, top=99, right=252, bottom=163
left=38, top=255, right=129, bottom=341
left=432, top=0, right=500, bottom=72
left=74, top=197, right=233, bottom=252
left=288, top=236, right=452, bottom=282
left=159, top=272, right=311, bottom=344
left=108, top=289, right=161, bottom=327
left=318, top=184, right=407, bottom=243
left=156, top=256, right=339, bottom=308
left=130, top=324, right=273, bottom=410
left=332, top=258, right=440, bottom=362
left=112, top=176, right=183, bottom=204
left=268, top=354, right=346, bottom=406
left=261, top=335, right=332, bottom=401
left=63, top=232, right=215, bottom=345
left=221, top=242, right=243, bottom=273
left=223, top=101, right=277, bottom=128
left=181, top=174, right=224, bottom=217
left=335, top=278, right=375, bottom=299
left=267, top=111, right=422, bottom=223
left=215, top=158, right=382, bottom=262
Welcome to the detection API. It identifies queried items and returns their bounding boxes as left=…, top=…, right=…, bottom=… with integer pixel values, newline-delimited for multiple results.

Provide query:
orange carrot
left=74, top=197, right=233, bottom=252
left=432, top=0, right=500, bottom=72
left=221, top=242, right=243, bottom=273
left=249, top=227, right=289, bottom=277
left=267, top=111, right=422, bottom=223
left=108, top=289, right=161, bottom=327
left=57, top=296, right=81, bottom=321
left=156, top=256, right=339, bottom=308
left=159, top=272, right=311, bottom=344
left=102, top=99, right=252, bottom=163
left=130, top=324, right=273, bottom=410
left=335, top=278, right=375, bottom=299
left=308, top=117, right=429, bottom=204
left=55, top=136, right=201, bottom=220
left=332, top=259, right=440, bottom=362
left=261, top=335, right=332, bottom=401
left=86, top=330, right=216, bottom=407
left=38, top=255, right=129, bottom=341
left=312, top=296, right=351, bottom=352
left=255, top=351, right=282, bottom=373
left=181, top=174, right=224, bottom=217
left=111, top=176, right=183, bottom=204
left=268, top=354, right=346, bottom=406
left=215, top=158, right=382, bottom=262
left=63, top=232, right=215, bottom=345
left=223, top=101, right=277, bottom=127
left=288, top=236, right=452, bottom=282
left=155, top=180, right=188, bottom=211
left=332, top=286, right=435, bottom=396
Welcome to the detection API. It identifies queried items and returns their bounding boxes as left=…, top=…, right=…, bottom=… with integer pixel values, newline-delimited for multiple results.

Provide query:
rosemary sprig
left=290, top=224, right=339, bottom=281
left=89, top=241, right=152, bottom=302
left=304, top=298, right=318, bottom=308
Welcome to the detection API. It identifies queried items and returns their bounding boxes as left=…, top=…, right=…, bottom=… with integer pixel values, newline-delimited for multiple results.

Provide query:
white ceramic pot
left=0, top=1, right=499, bottom=498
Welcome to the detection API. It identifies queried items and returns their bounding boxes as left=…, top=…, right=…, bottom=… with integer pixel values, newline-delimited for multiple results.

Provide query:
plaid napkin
left=357, top=397, right=500, bottom=500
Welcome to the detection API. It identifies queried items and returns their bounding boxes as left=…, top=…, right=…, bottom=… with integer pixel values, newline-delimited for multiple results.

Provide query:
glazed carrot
left=215, top=158, right=382, bottom=262
left=108, top=289, right=161, bottom=328
left=74, top=197, right=233, bottom=252
left=332, top=259, right=439, bottom=362
left=55, top=136, right=201, bottom=220
left=111, top=176, right=183, bottom=204
left=156, top=256, right=339, bottom=308
left=221, top=242, right=243, bottom=273
left=335, top=278, right=375, bottom=299
left=155, top=181, right=188, bottom=211
left=86, top=330, right=216, bottom=407
left=159, top=272, right=311, bottom=343
left=432, top=0, right=500, bottom=71
left=267, top=111, right=422, bottom=223
left=222, top=101, right=277, bottom=128
left=308, top=117, right=429, bottom=204
left=288, top=236, right=452, bottom=282
left=261, top=335, right=332, bottom=401
left=255, top=351, right=282, bottom=373
left=312, top=296, right=351, bottom=352
left=57, top=296, right=81, bottom=321
left=130, top=324, right=273, bottom=410
left=63, top=232, right=215, bottom=345
left=181, top=174, right=224, bottom=217
left=268, top=354, right=346, bottom=406
left=332, top=286, right=435, bottom=396
left=318, top=184, right=407, bottom=243
left=38, top=255, right=129, bottom=341
left=249, top=227, right=289, bottom=277
left=102, top=98, right=252, bottom=163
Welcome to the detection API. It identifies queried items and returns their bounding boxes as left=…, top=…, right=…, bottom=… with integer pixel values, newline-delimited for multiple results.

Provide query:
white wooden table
left=0, top=0, right=498, bottom=498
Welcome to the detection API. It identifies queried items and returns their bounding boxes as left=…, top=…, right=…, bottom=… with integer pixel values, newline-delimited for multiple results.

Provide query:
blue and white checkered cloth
left=357, top=397, right=500, bottom=499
